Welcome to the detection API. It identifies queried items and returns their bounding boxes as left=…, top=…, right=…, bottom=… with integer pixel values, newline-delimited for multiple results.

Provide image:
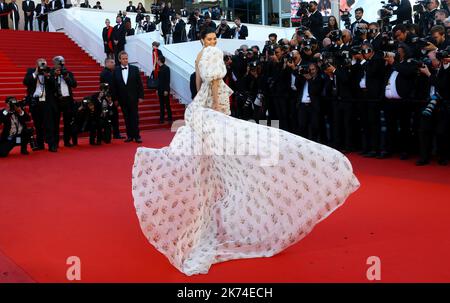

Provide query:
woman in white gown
left=132, top=28, right=360, bottom=276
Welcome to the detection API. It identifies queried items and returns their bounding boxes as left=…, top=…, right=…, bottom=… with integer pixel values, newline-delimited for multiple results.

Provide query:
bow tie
left=121, top=67, right=128, bottom=70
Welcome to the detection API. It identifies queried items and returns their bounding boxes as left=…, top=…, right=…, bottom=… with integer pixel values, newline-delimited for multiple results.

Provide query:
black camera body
left=329, top=30, right=342, bottom=42
left=436, top=47, right=450, bottom=60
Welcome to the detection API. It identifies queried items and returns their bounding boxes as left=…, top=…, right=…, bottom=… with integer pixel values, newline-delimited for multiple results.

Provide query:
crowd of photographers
left=223, top=0, right=450, bottom=166
left=0, top=56, right=122, bottom=157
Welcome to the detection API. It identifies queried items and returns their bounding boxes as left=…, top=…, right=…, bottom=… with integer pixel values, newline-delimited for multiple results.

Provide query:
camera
left=297, top=2, right=311, bottom=27
left=422, top=93, right=440, bottom=116
left=37, top=61, right=50, bottom=75
left=329, top=30, right=342, bottom=42
left=436, top=47, right=450, bottom=60
left=6, top=97, right=26, bottom=113
left=340, top=10, right=352, bottom=29
left=411, top=35, right=433, bottom=48
left=378, top=1, right=397, bottom=20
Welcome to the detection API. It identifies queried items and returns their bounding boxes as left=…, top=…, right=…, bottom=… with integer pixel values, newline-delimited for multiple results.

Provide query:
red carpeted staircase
left=0, top=30, right=185, bottom=134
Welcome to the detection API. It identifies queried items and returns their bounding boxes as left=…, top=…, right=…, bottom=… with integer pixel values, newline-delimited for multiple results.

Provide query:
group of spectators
left=217, top=0, right=450, bottom=166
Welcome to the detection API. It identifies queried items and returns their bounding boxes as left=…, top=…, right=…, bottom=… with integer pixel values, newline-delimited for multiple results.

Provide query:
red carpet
left=0, top=129, right=449, bottom=283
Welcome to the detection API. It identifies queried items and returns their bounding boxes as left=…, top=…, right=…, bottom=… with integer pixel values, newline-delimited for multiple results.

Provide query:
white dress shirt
left=385, top=71, right=401, bottom=99
left=301, top=81, right=311, bottom=104
left=121, top=65, right=129, bottom=84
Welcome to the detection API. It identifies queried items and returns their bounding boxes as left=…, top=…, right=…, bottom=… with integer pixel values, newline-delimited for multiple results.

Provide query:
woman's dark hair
left=200, top=27, right=216, bottom=40
left=327, top=16, right=338, bottom=29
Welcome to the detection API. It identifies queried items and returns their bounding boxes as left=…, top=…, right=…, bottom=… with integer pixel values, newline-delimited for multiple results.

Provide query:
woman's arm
left=211, top=79, right=219, bottom=110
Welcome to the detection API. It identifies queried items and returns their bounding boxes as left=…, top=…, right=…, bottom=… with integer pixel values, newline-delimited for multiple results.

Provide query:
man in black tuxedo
left=112, top=15, right=126, bottom=65
left=23, top=58, right=58, bottom=152
left=350, top=7, right=369, bottom=37
left=8, top=0, right=20, bottom=30
left=368, top=22, right=383, bottom=51
left=80, top=0, right=91, bottom=8
left=352, top=43, right=386, bottom=157
left=52, top=56, right=78, bottom=148
left=35, top=0, right=49, bottom=32
left=112, top=51, right=144, bottom=143
left=93, top=1, right=102, bottom=9
left=157, top=56, right=172, bottom=124
left=22, top=0, right=35, bottom=31
left=0, top=0, right=9, bottom=29
left=172, top=13, right=186, bottom=43
left=0, top=97, right=31, bottom=157
left=230, top=17, right=248, bottom=40
left=126, top=1, right=136, bottom=12
left=100, top=58, right=123, bottom=139
left=307, top=1, right=324, bottom=41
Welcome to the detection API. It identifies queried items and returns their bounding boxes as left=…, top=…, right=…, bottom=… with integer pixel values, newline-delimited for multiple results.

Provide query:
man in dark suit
left=352, top=43, right=386, bottom=157
left=216, top=18, right=231, bottom=39
left=368, top=22, right=383, bottom=51
left=126, top=1, right=136, bottom=12
left=22, top=0, right=35, bottom=31
left=230, top=17, right=248, bottom=40
left=0, top=97, right=31, bottom=157
left=350, top=7, right=369, bottom=36
left=23, top=58, right=58, bottom=152
left=112, top=51, right=144, bottom=143
left=142, top=15, right=156, bottom=32
left=157, top=56, right=172, bottom=124
left=8, top=0, right=20, bottom=30
left=391, top=0, right=413, bottom=24
left=0, top=0, right=9, bottom=29
left=172, top=13, right=187, bottom=43
left=112, top=15, right=126, bottom=66
left=35, top=0, right=49, bottom=32
left=80, top=0, right=91, bottom=8
left=307, top=1, right=324, bottom=41
left=52, top=56, right=78, bottom=148
left=100, top=58, right=123, bottom=139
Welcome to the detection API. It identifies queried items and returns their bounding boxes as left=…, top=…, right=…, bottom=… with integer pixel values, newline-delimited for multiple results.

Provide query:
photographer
left=242, top=61, right=264, bottom=123
left=142, top=15, right=156, bottom=33
left=352, top=43, right=386, bottom=157
left=393, top=24, right=422, bottom=58
left=187, top=9, right=202, bottom=41
left=100, top=58, right=123, bottom=139
left=350, top=7, right=369, bottom=36
left=172, top=13, right=187, bottom=43
left=383, top=43, right=418, bottom=159
left=417, top=48, right=450, bottom=165
left=417, top=0, right=440, bottom=37
left=91, top=84, right=114, bottom=144
left=74, top=96, right=98, bottom=145
left=305, top=1, right=324, bottom=41
left=294, top=62, right=324, bottom=142
left=216, top=18, right=231, bottom=39
left=23, top=58, right=57, bottom=152
left=0, top=97, right=31, bottom=157
left=52, top=56, right=77, bottom=148
left=390, top=0, right=413, bottom=24
left=368, top=22, right=384, bottom=51
left=425, top=25, right=449, bottom=50
left=230, top=17, right=248, bottom=40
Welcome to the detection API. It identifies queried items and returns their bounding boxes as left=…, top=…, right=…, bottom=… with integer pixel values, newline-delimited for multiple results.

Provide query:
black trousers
left=30, top=100, right=57, bottom=148
left=0, top=15, right=9, bottom=29
left=90, top=118, right=112, bottom=144
left=273, top=95, right=290, bottom=132
left=0, top=134, right=30, bottom=157
left=418, top=104, right=450, bottom=162
left=120, top=101, right=140, bottom=139
left=383, top=100, right=414, bottom=154
left=357, top=92, right=381, bottom=153
left=56, top=98, right=76, bottom=146
left=24, top=14, right=33, bottom=30
left=10, top=16, right=19, bottom=30
left=332, top=100, right=353, bottom=151
left=158, top=93, right=172, bottom=122
left=38, top=17, right=48, bottom=31
left=298, top=102, right=320, bottom=142
left=114, top=45, right=124, bottom=66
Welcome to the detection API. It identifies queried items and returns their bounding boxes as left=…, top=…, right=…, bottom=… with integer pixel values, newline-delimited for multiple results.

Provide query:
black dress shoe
left=159, top=120, right=164, bottom=124
left=376, top=151, right=391, bottom=159
left=363, top=151, right=377, bottom=158
left=113, top=135, right=125, bottom=139
left=416, top=159, right=430, bottom=166
left=400, top=153, right=409, bottom=160
left=48, top=146, right=58, bottom=152
left=64, top=143, right=73, bottom=148
left=21, top=150, right=29, bottom=155
left=34, top=146, right=45, bottom=151
left=124, top=137, right=134, bottom=143
left=135, top=138, right=143, bottom=143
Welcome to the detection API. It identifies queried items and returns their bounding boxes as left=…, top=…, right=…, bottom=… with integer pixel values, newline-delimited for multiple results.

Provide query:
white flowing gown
left=132, top=46, right=360, bottom=276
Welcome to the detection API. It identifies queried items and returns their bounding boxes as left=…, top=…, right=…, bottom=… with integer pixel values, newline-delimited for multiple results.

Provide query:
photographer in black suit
left=230, top=17, right=248, bottom=40
left=8, top=0, right=20, bottom=30
left=0, top=0, right=9, bottom=29
left=350, top=7, right=369, bottom=37
left=383, top=44, right=418, bottom=159
left=307, top=1, right=324, bottom=41
left=112, top=51, right=144, bottom=143
left=23, top=58, right=58, bottom=152
left=0, top=97, right=32, bottom=157
left=51, top=56, right=78, bottom=148
left=391, top=0, right=413, bottom=24
left=22, top=0, right=35, bottom=31
left=157, top=56, right=172, bottom=124
left=100, top=58, right=123, bottom=139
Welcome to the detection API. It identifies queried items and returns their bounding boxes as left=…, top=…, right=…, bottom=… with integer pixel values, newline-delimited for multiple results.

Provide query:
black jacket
left=385, top=59, right=417, bottom=99
left=8, top=2, right=20, bottom=20
left=35, top=3, right=49, bottom=19
left=308, top=10, right=324, bottom=40
left=112, top=64, right=144, bottom=106
left=48, top=0, right=61, bottom=11
left=431, top=65, right=450, bottom=100
left=102, top=26, right=114, bottom=53
left=216, top=24, right=231, bottom=39
left=112, top=23, right=126, bottom=48
left=52, top=71, right=77, bottom=101
left=126, top=5, right=136, bottom=12
left=295, top=74, right=324, bottom=107
left=230, top=25, right=248, bottom=40
left=173, top=19, right=187, bottom=43
left=23, top=67, right=57, bottom=104
left=353, top=52, right=386, bottom=100
left=0, top=109, right=30, bottom=142
left=157, top=64, right=170, bottom=95
left=99, top=68, right=114, bottom=87
left=394, top=0, right=413, bottom=25
left=143, top=21, right=156, bottom=32
left=22, top=0, right=35, bottom=13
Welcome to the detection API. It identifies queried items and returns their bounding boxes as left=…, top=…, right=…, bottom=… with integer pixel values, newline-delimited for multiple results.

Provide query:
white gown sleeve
left=198, top=46, right=227, bottom=83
